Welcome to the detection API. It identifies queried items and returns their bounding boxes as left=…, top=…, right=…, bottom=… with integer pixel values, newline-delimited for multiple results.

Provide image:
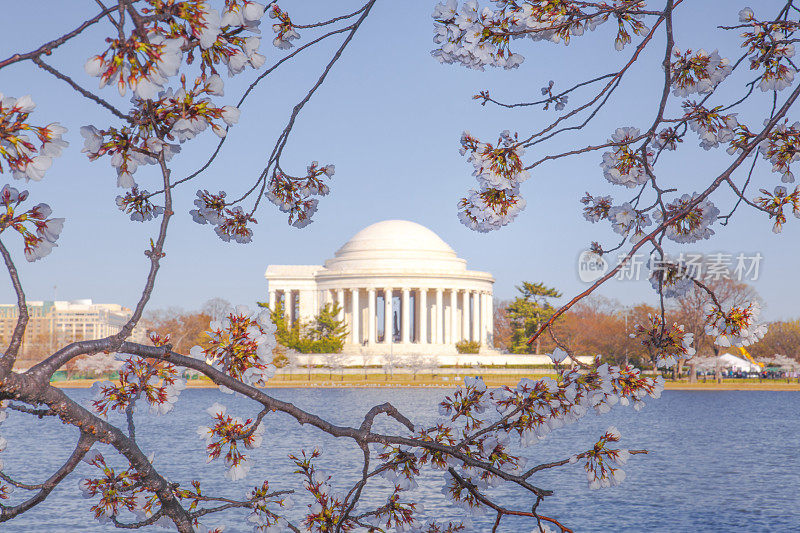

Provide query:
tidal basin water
left=2, top=388, right=799, bottom=532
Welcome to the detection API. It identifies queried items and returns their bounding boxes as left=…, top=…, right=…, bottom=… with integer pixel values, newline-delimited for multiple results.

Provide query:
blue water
left=1, top=389, right=798, bottom=532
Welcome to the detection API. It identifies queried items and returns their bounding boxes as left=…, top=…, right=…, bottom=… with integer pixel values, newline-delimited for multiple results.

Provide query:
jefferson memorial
left=265, top=220, right=495, bottom=355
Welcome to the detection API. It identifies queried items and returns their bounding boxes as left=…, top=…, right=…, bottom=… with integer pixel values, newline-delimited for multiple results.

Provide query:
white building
left=265, top=220, right=495, bottom=355
left=0, top=299, right=147, bottom=362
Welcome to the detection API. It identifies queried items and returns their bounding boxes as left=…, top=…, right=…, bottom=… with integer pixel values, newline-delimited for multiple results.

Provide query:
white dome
left=324, top=220, right=466, bottom=271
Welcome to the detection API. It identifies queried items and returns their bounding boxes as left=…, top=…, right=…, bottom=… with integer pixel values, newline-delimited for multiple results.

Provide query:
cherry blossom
left=0, top=93, right=68, bottom=181
left=92, top=346, right=187, bottom=417
left=265, top=162, right=334, bottom=228
left=683, top=102, right=738, bottom=150
left=80, top=453, right=158, bottom=523
left=607, top=202, right=652, bottom=242
left=581, top=193, right=613, bottom=223
left=192, top=305, right=277, bottom=386
left=0, top=185, right=64, bottom=262
left=653, top=127, right=682, bottom=151
left=457, top=130, right=529, bottom=231
left=648, top=258, right=693, bottom=298
left=705, top=301, right=768, bottom=347
left=738, top=8, right=797, bottom=91
left=670, top=48, right=732, bottom=97
left=654, top=193, right=720, bottom=243
left=191, top=189, right=258, bottom=243
left=197, top=402, right=265, bottom=481
left=431, top=1, right=648, bottom=70
left=582, top=426, right=630, bottom=489
left=633, top=315, right=696, bottom=368
left=269, top=5, right=301, bottom=49
left=116, top=187, right=165, bottom=222
left=600, top=127, right=651, bottom=188
left=758, top=119, right=800, bottom=183
left=85, top=33, right=183, bottom=99
left=755, top=185, right=800, bottom=233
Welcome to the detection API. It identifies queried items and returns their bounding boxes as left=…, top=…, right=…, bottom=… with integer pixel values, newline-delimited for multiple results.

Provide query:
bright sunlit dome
left=325, top=219, right=465, bottom=271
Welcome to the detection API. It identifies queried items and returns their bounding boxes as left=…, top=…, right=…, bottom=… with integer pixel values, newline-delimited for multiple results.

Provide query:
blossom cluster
left=670, top=48, right=732, bottom=97
left=85, top=1, right=269, bottom=99
left=704, top=301, right=767, bottom=347
left=190, top=189, right=259, bottom=243
left=758, top=119, right=800, bottom=184
left=81, top=75, right=239, bottom=189
left=190, top=305, right=277, bottom=386
left=265, top=162, right=334, bottom=228
left=581, top=193, right=653, bottom=244
left=654, top=193, right=720, bottom=244
left=738, top=7, right=797, bottom=92
left=653, top=127, right=682, bottom=152
left=115, top=187, right=165, bottom=222
left=632, top=315, right=696, bottom=368
left=269, top=5, right=301, bottom=49
left=0, top=185, right=64, bottom=262
left=607, top=202, right=652, bottom=243
left=243, top=479, right=294, bottom=532
left=79, top=451, right=161, bottom=525
left=683, top=102, right=738, bottom=151
left=431, top=0, right=524, bottom=71
left=581, top=193, right=613, bottom=223
left=457, top=130, right=529, bottom=231
left=755, top=185, right=800, bottom=233
left=85, top=33, right=183, bottom=100
left=648, top=257, right=694, bottom=298
left=81, top=124, right=178, bottom=188
left=431, top=1, right=649, bottom=70
left=371, top=363, right=666, bottom=520
left=197, top=402, right=265, bottom=481
left=0, top=93, right=68, bottom=181
left=600, top=127, right=651, bottom=188
left=580, top=426, right=631, bottom=489
left=290, top=449, right=354, bottom=531
left=540, top=79, right=569, bottom=111
left=92, top=349, right=187, bottom=417
left=362, top=490, right=420, bottom=531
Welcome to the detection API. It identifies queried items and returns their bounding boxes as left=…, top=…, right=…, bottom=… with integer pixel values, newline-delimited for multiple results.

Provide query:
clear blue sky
left=0, top=1, right=797, bottom=320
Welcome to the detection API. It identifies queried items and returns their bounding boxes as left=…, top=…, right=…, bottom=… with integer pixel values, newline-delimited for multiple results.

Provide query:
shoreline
left=50, top=378, right=800, bottom=391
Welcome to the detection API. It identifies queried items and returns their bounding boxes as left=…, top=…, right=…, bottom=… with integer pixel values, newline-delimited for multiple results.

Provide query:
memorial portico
left=265, top=220, right=495, bottom=355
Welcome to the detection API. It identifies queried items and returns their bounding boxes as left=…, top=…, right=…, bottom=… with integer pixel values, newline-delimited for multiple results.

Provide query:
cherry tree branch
left=0, top=433, right=95, bottom=520
left=31, top=57, right=129, bottom=120
left=0, top=239, right=28, bottom=377
left=0, top=4, right=122, bottom=69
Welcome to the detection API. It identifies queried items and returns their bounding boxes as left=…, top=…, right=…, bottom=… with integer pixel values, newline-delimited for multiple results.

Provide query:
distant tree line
left=495, top=279, right=800, bottom=367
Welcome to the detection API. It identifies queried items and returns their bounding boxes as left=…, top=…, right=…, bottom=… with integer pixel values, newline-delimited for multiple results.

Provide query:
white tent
left=717, top=352, right=762, bottom=372
left=693, top=353, right=761, bottom=373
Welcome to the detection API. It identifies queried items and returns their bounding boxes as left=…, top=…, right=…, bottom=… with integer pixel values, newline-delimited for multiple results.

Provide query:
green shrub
left=261, top=301, right=347, bottom=354
left=455, top=340, right=481, bottom=354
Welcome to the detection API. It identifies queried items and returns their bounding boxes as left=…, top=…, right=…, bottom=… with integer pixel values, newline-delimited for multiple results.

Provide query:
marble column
left=449, top=289, right=458, bottom=344
left=486, top=292, right=493, bottom=345
left=435, top=289, right=443, bottom=344
left=268, top=290, right=276, bottom=311
left=401, top=288, right=410, bottom=344
left=351, top=288, right=360, bottom=344
left=336, top=289, right=345, bottom=323
left=462, top=290, right=470, bottom=342
left=479, top=292, right=486, bottom=345
left=419, top=289, right=427, bottom=344
left=384, top=288, right=393, bottom=344
left=284, top=290, right=291, bottom=323
left=367, top=288, right=376, bottom=345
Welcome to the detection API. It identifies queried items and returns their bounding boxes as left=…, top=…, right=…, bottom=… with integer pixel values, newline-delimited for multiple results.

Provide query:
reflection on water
left=1, top=388, right=798, bottom=532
